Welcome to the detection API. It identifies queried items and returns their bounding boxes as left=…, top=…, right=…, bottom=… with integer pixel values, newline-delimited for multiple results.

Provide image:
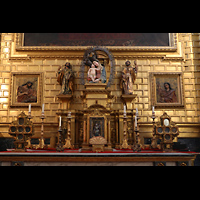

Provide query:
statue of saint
left=57, top=62, right=73, bottom=95
left=121, top=60, right=138, bottom=95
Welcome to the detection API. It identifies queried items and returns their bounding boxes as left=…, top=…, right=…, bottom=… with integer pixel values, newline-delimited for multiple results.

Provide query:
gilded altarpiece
left=3, top=33, right=199, bottom=152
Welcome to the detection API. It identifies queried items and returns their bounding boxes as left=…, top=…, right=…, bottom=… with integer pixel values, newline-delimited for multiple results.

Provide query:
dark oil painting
left=156, top=77, right=179, bottom=104
left=16, top=76, right=38, bottom=103
left=24, top=33, right=169, bottom=47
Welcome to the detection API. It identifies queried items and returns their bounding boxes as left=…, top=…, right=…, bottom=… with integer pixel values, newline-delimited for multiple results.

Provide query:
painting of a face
left=151, top=73, right=184, bottom=107
left=156, top=77, right=179, bottom=103
left=164, top=83, right=169, bottom=90
left=10, top=72, right=42, bottom=107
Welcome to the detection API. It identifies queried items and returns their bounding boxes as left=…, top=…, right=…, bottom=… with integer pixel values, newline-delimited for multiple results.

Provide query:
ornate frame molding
left=15, top=33, right=177, bottom=51
left=9, top=33, right=184, bottom=61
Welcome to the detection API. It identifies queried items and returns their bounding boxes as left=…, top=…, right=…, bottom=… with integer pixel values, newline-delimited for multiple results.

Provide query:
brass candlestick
left=120, top=112, right=131, bottom=149
left=133, top=126, right=141, bottom=152
left=151, top=111, right=158, bottom=149
left=63, top=112, right=74, bottom=149
left=56, top=125, right=64, bottom=152
left=36, top=112, right=46, bottom=149
left=28, top=111, right=32, bottom=121
left=133, top=115, right=142, bottom=152
left=26, top=111, right=33, bottom=149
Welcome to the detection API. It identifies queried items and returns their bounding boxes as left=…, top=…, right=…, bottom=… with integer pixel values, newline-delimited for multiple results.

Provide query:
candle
left=124, top=104, right=126, bottom=113
left=42, top=104, right=45, bottom=113
left=29, top=104, right=31, bottom=113
left=152, top=106, right=155, bottom=114
left=59, top=116, right=62, bottom=127
left=136, top=108, right=138, bottom=116
left=135, top=115, right=137, bottom=128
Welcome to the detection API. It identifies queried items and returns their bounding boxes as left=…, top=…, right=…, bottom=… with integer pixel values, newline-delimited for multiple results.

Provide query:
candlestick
left=63, top=111, right=74, bottom=149
left=56, top=126, right=64, bottom=152
left=120, top=112, right=131, bottom=149
left=36, top=112, right=46, bottom=149
left=133, top=115, right=142, bottom=152
left=151, top=110, right=157, bottom=149
left=133, top=128, right=141, bottom=152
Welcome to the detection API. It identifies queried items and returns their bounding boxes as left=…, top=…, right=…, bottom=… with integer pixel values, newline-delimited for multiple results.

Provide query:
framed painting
left=23, top=33, right=170, bottom=47
left=150, top=72, right=184, bottom=107
left=14, top=33, right=177, bottom=52
left=10, top=72, right=43, bottom=107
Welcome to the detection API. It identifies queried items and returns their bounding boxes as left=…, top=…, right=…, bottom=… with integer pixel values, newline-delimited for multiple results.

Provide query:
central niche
left=90, top=117, right=105, bottom=138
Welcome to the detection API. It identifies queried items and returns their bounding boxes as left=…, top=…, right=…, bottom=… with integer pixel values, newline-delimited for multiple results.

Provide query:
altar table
left=0, top=149, right=197, bottom=166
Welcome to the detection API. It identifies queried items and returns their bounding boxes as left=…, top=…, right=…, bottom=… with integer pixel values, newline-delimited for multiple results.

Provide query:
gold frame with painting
left=14, top=33, right=177, bottom=52
left=150, top=72, right=184, bottom=107
left=10, top=72, right=43, bottom=107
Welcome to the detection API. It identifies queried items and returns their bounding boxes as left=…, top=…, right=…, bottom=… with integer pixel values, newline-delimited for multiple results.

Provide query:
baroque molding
left=9, top=33, right=185, bottom=61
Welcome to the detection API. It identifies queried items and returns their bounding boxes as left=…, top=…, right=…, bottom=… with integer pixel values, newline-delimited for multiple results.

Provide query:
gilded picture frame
left=150, top=72, right=184, bottom=107
left=10, top=72, right=43, bottom=107
left=15, top=33, right=177, bottom=52
left=10, top=33, right=182, bottom=61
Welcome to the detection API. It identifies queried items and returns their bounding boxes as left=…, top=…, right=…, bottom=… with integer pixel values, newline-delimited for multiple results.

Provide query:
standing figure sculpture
left=121, top=60, right=138, bottom=95
left=93, top=123, right=101, bottom=137
left=57, top=62, right=73, bottom=94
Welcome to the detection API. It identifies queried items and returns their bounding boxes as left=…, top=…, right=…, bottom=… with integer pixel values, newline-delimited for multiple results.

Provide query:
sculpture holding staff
left=121, top=60, right=138, bottom=95
left=57, top=62, right=74, bottom=95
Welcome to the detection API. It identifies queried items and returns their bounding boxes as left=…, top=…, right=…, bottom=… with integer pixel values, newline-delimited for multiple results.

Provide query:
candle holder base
left=56, top=128, right=64, bottom=152
left=120, top=139, right=131, bottom=150
left=63, top=138, right=74, bottom=149
left=36, top=138, right=47, bottom=149
left=133, top=129, right=142, bottom=152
